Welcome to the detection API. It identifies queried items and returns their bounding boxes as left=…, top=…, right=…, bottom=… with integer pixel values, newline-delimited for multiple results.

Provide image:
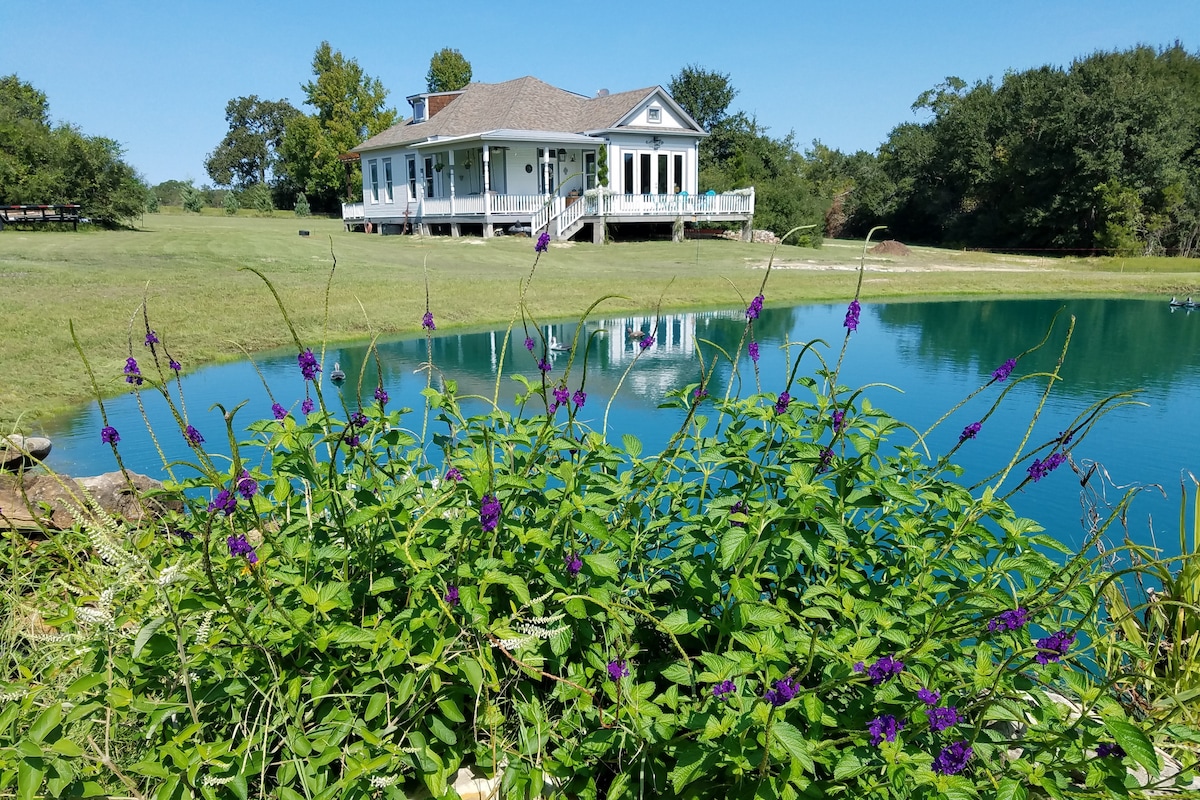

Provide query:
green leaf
left=583, top=553, right=620, bottom=579
left=660, top=662, right=693, bottom=686
left=720, top=527, right=750, bottom=569
left=369, top=576, right=397, bottom=595
left=770, top=721, right=814, bottom=774
left=330, top=623, right=375, bottom=648
left=833, top=750, right=863, bottom=780
left=622, top=433, right=642, bottom=459
left=27, top=704, right=61, bottom=745
left=1104, top=719, right=1159, bottom=776
left=18, top=757, right=45, bottom=800
left=65, top=673, right=106, bottom=697
left=576, top=510, right=610, bottom=541
left=133, top=616, right=168, bottom=660
left=427, top=714, right=457, bottom=745
left=996, top=778, right=1028, bottom=800
left=50, top=739, right=83, bottom=757
left=365, top=692, right=387, bottom=721
left=661, top=609, right=704, bottom=634
left=669, top=743, right=708, bottom=794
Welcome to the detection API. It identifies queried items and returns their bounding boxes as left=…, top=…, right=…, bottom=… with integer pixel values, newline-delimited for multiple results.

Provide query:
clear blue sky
left=2, top=1, right=1196, bottom=186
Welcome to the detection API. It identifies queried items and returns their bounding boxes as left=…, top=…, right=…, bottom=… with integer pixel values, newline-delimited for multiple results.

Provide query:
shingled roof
left=354, top=77, right=692, bottom=152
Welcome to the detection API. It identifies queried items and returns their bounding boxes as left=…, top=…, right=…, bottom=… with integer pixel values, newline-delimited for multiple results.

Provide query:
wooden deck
left=0, top=204, right=83, bottom=230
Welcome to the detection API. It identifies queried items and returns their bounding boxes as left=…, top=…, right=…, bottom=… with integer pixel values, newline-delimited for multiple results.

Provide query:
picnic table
left=0, top=204, right=83, bottom=230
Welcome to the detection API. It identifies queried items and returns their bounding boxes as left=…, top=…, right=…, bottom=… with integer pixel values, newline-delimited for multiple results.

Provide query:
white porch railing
left=555, top=197, right=588, bottom=237
left=342, top=202, right=364, bottom=220
left=492, top=194, right=549, bottom=215
left=531, top=197, right=562, bottom=233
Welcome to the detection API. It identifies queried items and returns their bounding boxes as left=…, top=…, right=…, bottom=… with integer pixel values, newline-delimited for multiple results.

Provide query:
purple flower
left=1035, top=630, right=1075, bottom=665
left=349, top=410, right=368, bottom=429
left=573, top=389, right=586, bottom=408
left=774, top=391, right=791, bottom=415
left=844, top=299, right=861, bottom=332
left=298, top=349, right=321, bottom=381
left=713, top=680, right=736, bottom=700
left=607, top=659, right=629, bottom=681
left=1028, top=452, right=1066, bottom=482
left=992, top=358, right=1016, bottom=382
left=1097, top=742, right=1126, bottom=758
left=124, top=357, right=142, bottom=385
left=746, top=294, right=764, bottom=321
left=932, top=740, right=973, bottom=775
left=553, top=385, right=569, bottom=411
left=730, top=499, right=747, bottom=527
left=301, top=397, right=314, bottom=414
left=209, top=490, right=236, bottom=516
left=960, top=421, right=982, bottom=442
left=271, top=402, right=288, bottom=420
left=832, top=409, right=845, bottom=431
left=537, top=357, right=552, bottom=373
left=445, top=467, right=463, bottom=482
left=1059, top=429, right=1074, bottom=446
left=693, top=387, right=708, bottom=400
left=917, top=688, right=940, bottom=706
left=144, top=330, right=158, bottom=346
left=926, top=706, right=961, bottom=733
left=169, top=359, right=181, bottom=372
left=236, top=470, right=258, bottom=500
left=748, top=341, right=760, bottom=363
left=422, top=311, right=436, bottom=331
left=864, top=655, right=905, bottom=686
left=868, top=714, right=903, bottom=746
left=639, top=335, right=654, bottom=350
left=344, top=434, right=360, bottom=447
left=853, top=662, right=865, bottom=673
left=535, top=231, right=551, bottom=253
left=480, top=493, right=501, bottom=533
left=184, top=425, right=204, bottom=446
left=445, top=585, right=459, bottom=605
left=374, top=386, right=389, bottom=406
left=524, top=336, right=535, bottom=352
left=987, top=607, right=1029, bottom=633
left=565, top=552, right=582, bottom=577
left=100, top=425, right=120, bottom=445
left=817, top=447, right=834, bottom=474
left=227, top=533, right=257, bottom=564
left=764, top=676, right=798, bottom=707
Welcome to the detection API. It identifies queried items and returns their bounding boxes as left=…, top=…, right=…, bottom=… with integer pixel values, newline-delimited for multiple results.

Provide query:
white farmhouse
left=343, top=77, right=754, bottom=242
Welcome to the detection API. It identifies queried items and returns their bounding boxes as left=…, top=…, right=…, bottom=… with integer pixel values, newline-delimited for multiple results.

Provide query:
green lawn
left=2, top=213, right=1197, bottom=431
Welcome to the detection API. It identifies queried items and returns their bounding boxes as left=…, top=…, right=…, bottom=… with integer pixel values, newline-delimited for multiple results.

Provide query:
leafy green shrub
left=1, top=244, right=1195, bottom=800
left=180, top=181, right=203, bottom=213
left=294, top=192, right=310, bottom=217
left=222, top=190, right=240, bottom=216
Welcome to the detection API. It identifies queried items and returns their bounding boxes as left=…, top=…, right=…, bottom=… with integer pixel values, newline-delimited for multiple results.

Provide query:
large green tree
left=426, top=48, right=472, bottom=93
left=204, top=96, right=300, bottom=188
left=278, top=42, right=397, bottom=210
left=0, top=74, right=145, bottom=224
left=668, top=64, right=736, bottom=131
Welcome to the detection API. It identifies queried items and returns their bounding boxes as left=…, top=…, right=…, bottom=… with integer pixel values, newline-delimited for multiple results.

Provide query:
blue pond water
left=41, top=298, right=1200, bottom=559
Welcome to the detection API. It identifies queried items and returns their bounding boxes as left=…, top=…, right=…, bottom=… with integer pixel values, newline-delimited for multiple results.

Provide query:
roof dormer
left=406, top=89, right=467, bottom=122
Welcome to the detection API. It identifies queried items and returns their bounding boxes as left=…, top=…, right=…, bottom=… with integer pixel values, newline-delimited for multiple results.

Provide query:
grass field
left=2, top=213, right=1198, bottom=431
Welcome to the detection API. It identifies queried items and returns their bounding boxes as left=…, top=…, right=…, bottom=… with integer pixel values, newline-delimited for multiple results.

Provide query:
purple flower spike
left=960, top=421, right=982, bottom=442
left=144, top=330, right=158, bottom=346
left=124, top=357, right=142, bottom=385
left=764, top=676, right=798, bottom=707
left=535, top=231, right=551, bottom=253
left=865, top=655, right=904, bottom=685
left=844, top=299, right=861, bottom=332
left=480, top=493, right=501, bottom=533
left=272, top=402, right=288, bottom=420
left=184, top=425, right=204, bottom=446
left=301, top=397, right=314, bottom=415
left=209, top=489, right=236, bottom=516
left=817, top=447, right=834, bottom=474
left=992, top=358, right=1016, bottom=382
left=169, top=359, right=181, bottom=372
left=607, top=659, right=629, bottom=681
left=298, top=349, right=321, bottom=381
left=553, top=385, right=569, bottom=411
left=774, top=391, right=791, bottom=416
left=445, top=467, right=463, bottom=482
left=1097, top=742, right=1126, bottom=758
left=1028, top=452, right=1066, bottom=482
left=832, top=409, right=845, bottom=431
left=926, top=706, right=961, bottom=733
left=227, top=533, right=257, bottom=564
left=748, top=341, right=760, bottom=363
left=713, top=680, right=736, bottom=700
left=987, top=607, right=1029, bottom=633
left=746, top=294, right=764, bottom=320
left=917, top=688, right=940, bottom=706
left=730, top=499, right=747, bottom=528
left=445, top=585, right=459, bottom=606
left=565, top=552, right=582, bottom=577
left=100, top=425, right=120, bottom=445
left=422, top=311, right=436, bottom=331
left=236, top=470, right=258, bottom=500
left=537, top=357, right=552, bottom=373
left=932, top=740, right=973, bottom=775
left=524, top=336, right=535, bottom=352
left=868, top=714, right=903, bottom=746
left=572, top=389, right=586, bottom=408
left=1035, top=630, right=1075, bottom=665
left=374, top=386, right=389, bottom=406
left=639, top=335, right=655, bottom=350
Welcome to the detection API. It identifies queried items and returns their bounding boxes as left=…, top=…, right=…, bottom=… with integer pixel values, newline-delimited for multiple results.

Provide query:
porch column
left=448, top=151, right=456, bottom=216
left=483, top=145, right=492, bottom=239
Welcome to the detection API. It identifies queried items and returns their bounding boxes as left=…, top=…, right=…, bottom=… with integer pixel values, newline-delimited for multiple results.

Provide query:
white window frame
left=368, top=159, right=379, bottom=204
left=382, top=158, right=393, bottom=203
left=647, top=106, right=662, bottom=124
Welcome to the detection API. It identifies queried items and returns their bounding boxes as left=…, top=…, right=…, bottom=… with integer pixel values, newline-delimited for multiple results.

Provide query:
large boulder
left=0, top=434, right=52, bottom=472
left=0, top=470, right=180, bottom=532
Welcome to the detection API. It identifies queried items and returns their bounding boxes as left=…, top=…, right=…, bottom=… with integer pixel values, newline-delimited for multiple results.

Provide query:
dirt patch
left=870, top=240, right=912, bottom=256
